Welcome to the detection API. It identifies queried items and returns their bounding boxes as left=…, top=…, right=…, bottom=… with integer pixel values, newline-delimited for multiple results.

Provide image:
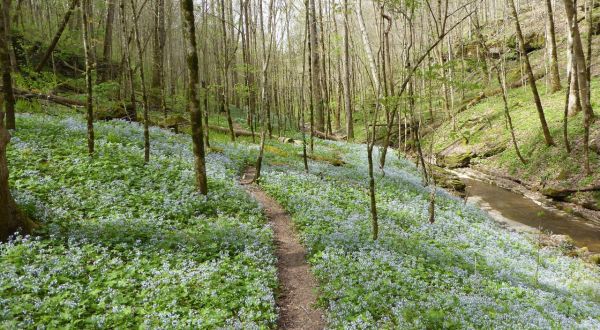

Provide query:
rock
left=278, top=137, right=295, bottom=144
left=589, top=254, right=600, bottom=266
left=96, top=106, right=129, bottom=121
left=430, top=165, right=466, bottom=193
left=507, top=32, right=545, bottom=53
left=159, top=115, right=189, bottom=133
left=540, top=186, right=572, bottom=199
left=479, top=143, right=506, bottom=158
left=437, top=151, right=475, bottom=169
left=540, top=234, right=576, bottom=251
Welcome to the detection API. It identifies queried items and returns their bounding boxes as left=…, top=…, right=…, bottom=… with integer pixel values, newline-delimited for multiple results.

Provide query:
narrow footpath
left=241, top=167, right=325, bottom=330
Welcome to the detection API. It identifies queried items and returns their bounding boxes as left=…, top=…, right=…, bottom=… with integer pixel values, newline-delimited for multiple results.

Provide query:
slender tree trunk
left=567, top=24, right=582, bottom=116
left=119, top=0, right=137, bottom=121
left=308, top=0, right=324, bottom=132
left=130, top=0, right=150, bottom=163
left=563, top=71, right=572, bottom=153
left=318, top=0, right=330, bottom=135
left=150, top=0, right=165, bottom=113
left=35, top=0, right=79, bottom=72
left=563, top=0, right=593, bottom=174
left=220, top=0, right=235, bottom=142
left=0, top=0, right=14, bottom=130
left=545, top=0, right=561, bottom=92
left=254, top=0, right=275, bottom=183
left=356, top=0, right=380, bottom=240
left=585, top=0, right=594, bottom=93
left=301, top=23, right=309, bottom=173
left=181, top=0, right=207, bottom=194
left=508, top=0, right=554, bottom=146
left=499, top=62, right=527, bottom=164
left=343, top=0, right=353, bottom=140
left=82, top=0, right=94, bottom=155
left=474, top=14, right=526, bottom=163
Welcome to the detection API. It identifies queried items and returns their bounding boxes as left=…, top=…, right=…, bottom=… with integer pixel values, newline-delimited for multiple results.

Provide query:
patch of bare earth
left=241, top=167, right=326, bottom=330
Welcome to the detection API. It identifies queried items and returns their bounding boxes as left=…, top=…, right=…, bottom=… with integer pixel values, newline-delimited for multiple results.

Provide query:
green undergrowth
left=250, top=140, right=600, bottom=328
left=1, top=113, right=277, bottom=328
left=428, top=77, right=600, bottom=186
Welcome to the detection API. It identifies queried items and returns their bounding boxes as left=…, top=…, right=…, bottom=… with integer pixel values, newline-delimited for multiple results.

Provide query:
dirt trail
left=241, top=167, right=326, bottom=330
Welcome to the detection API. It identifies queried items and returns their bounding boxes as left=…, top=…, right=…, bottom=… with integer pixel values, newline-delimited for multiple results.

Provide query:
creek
left=454, top=169, right=600, bottom=253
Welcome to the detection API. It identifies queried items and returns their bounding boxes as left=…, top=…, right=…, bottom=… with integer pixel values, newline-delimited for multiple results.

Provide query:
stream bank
left=453, top=167, right=600, bottom=255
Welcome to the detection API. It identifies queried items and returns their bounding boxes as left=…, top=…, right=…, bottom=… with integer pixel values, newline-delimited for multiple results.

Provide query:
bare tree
left=355, top=0, right=380, bottom=240
left=35, top=0, right=80, bottom=72
left=544, top=0, right=561, bottom=92
left=508, top=0, right=554, bottom=146
left=254, top=0, right=276, bottom=183
left=342, top=0, right=353, bottom=140
left=563, top=0, right=593, bottom=174
left=308, top=0, right=324, bottom=132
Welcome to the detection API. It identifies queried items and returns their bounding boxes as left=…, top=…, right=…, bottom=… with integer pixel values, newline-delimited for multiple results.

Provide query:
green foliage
left=1, top=114, right=277, bottom=328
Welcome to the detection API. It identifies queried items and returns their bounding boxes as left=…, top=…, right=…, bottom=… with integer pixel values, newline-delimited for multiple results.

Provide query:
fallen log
left=541, top=185, right=600, bottom=199
left=13, top=88, right=85, bottom=108
left=300, top=125, right=347, bottom=141
left=208, top=125, right=255, bottom=137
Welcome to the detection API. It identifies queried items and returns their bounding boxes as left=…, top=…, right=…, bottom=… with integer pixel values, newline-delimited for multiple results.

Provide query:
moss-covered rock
left=506, top=32, right=545, bottom=53
left=437, top=151, right=475, bottom=169
left=96, top=106, right=129, bottom=121
left=541, top=186, right=572, bottom=199
left=431, top=165, right=466, bottom=193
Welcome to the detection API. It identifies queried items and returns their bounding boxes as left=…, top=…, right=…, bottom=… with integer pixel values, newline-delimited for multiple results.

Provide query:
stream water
left=455, top=171, right=600, bottom=253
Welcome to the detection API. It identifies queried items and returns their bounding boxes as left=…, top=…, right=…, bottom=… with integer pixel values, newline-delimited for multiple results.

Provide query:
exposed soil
left=241, top=167, right=326, bottom=330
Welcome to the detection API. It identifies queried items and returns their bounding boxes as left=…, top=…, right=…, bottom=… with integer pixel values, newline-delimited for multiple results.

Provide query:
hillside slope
left=1, top=114, right=277, bottom=328
left=2, top=113, right=600, bottom=328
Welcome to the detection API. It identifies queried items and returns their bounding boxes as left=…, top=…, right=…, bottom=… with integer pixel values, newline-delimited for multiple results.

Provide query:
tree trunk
left=563, top=0, right=593, bottom=174
left=130, top=0, right=150, bottom=163
left=82, top=0, right=94, bottom=155
left=563, top=71, right=572, bottom=153
left=254, top=0, right=275, bottom=183
left=220, top=0, right=235, bottom=142
left=119, top=0, right=137, bottom=121
left=585, top=0, right=594, bottom=93
left=343, top=0, right=353, bottom=140
left=181, top=0, right=207, bottom=195
left=0, top=1, right=31, bottom=241
left=0, top=0, right=14, bottom=130
left=545, top=0, right=561, bottom=92
left=150, top=0, right=165, bottom=114
left=0, top=113, right=31, bottom=241
left=508, top=0, right=554, bottom=146
left=35, top=0, right=79, bottom=72
left=567, top=23, right=582, bottom=116
left=98, top=0, right=116, bottom=82
left=356, top=0, right=380, bottom=240
left=308, top=0, right=324, bottom=132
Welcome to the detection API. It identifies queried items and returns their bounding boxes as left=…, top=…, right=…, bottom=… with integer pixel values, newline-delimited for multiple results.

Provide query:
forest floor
left=241, top=167, right=325, bottom=330
left=2, top=112, right=600, bottom=328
